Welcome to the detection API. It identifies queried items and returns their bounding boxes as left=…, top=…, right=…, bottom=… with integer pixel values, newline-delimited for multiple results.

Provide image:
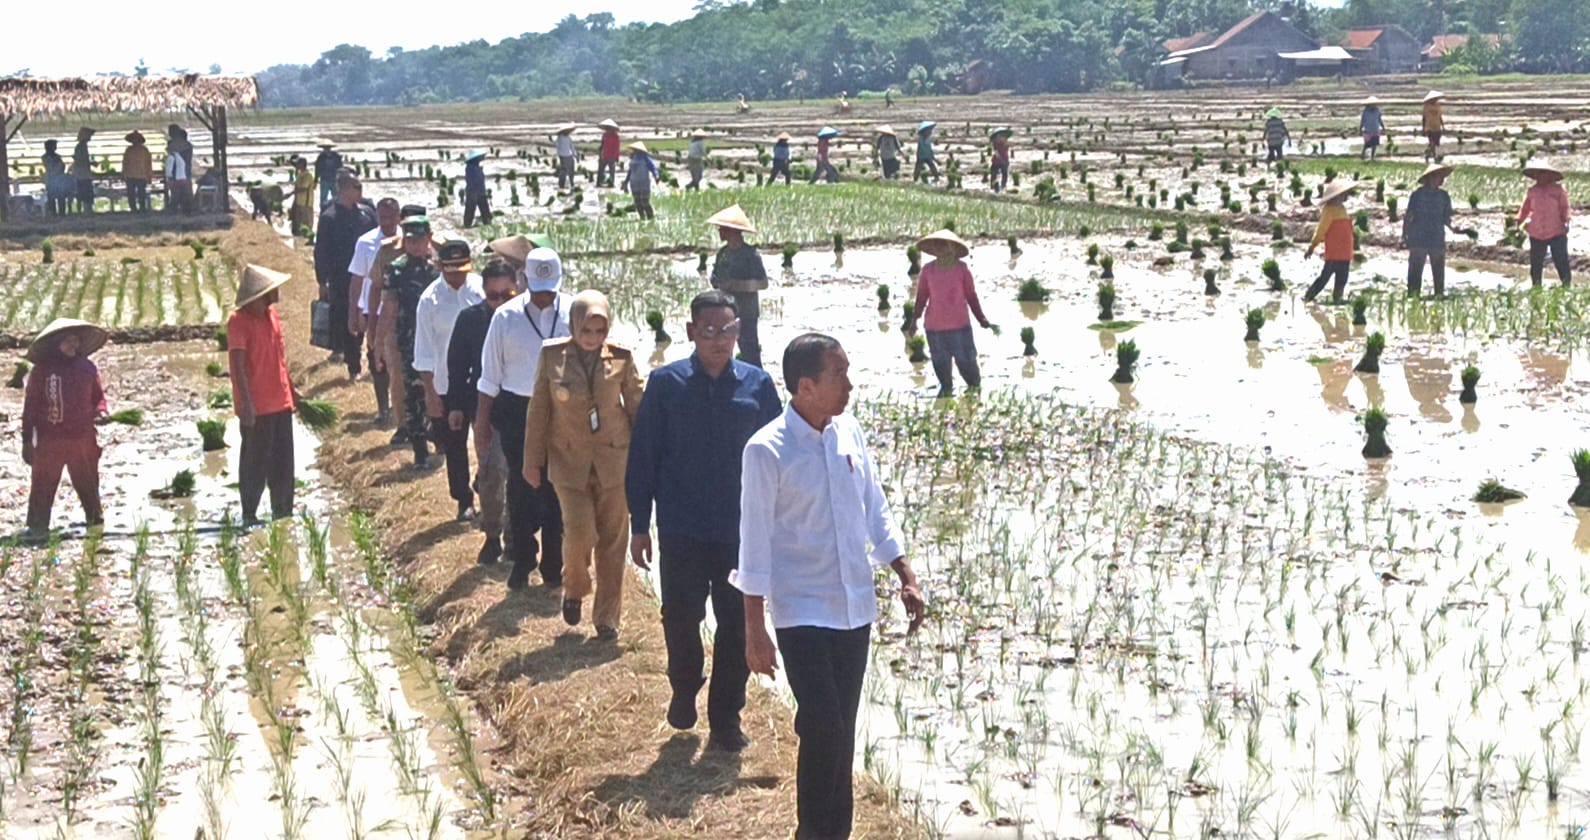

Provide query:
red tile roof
left=1163, top=33, right=1213, bottom=53
left=1343, top=28, right=1386, bottom=50
left=1209, top=11, right=1271, bottom=48
left=1424, top=33, right=1501, bottom=58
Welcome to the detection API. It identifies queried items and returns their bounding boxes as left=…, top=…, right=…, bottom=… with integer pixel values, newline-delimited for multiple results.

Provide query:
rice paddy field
left=2, top=78, right=1590, bottom=838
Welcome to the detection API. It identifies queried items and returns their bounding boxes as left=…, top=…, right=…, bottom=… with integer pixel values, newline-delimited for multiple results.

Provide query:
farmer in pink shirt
left=1517, top=163, right=1572, bottom=287
left=907, top=230, right=993, bottom=398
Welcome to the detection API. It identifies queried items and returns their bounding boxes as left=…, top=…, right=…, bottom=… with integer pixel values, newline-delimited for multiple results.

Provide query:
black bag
left=310, top=300, right=334, bottom=350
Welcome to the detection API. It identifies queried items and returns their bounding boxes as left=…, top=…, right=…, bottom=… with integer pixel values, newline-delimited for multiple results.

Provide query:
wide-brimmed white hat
left=525, top=248, right=564, bottom=293
left=877, top=125, right=896, bottom=137
left=628, top=141, right=649, bottom=154
left=553, top=122, right=577, bottom=135
left=1418, top=162, right=1453, bottom=183
left=1321, top=181, right=1357, bottom=203
left=1523, top=163, right=1563, bottom=182
left=236, top=264, right=291, bottom=309
left=1423, top=90, right=1445, bottom=102
left=916, top=229, right=969, bottom=260
left=598, top=118, right=620, bottom=131
left=489, top=233, right=555, bottom=264
left=705, top=204, right=756, bottom=233
left=27, top=318, right=107, bottom=363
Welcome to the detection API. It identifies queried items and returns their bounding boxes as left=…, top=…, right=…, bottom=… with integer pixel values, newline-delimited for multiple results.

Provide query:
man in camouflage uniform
left=382, top=216, right=444, bottom=471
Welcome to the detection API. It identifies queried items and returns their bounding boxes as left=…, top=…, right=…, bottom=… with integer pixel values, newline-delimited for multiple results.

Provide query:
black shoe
left=542, top=574, right=563, bottom=589
left=595, top=625, right=618, bottom=642
left=506, top=567, right=532, bottom=591
left=562, top=599, right=581, bottom=626
left=477, top=536, right=502, bottom=565
left=707, top=728, right=749, bottom=752
left=375, top=409, right=392, bottom=429
left=667, top=690, right=699, bottom=730
left=457, top=502, right=477, bottom=522
left=390, top=428, right=410, bottom=446
left=410, top=455, right=434, bottom=472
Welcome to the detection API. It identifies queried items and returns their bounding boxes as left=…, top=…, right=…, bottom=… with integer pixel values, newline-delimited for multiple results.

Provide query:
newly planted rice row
left=0, top=259, right=234, bottom=334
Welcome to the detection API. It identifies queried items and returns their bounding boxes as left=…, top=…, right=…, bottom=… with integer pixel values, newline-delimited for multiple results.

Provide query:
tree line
left=253, top=0, right=1585, bottom=107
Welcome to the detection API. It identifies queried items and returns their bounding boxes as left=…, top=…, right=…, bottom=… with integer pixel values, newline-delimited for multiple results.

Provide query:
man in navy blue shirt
left=627, top=290, right=783, bottom=752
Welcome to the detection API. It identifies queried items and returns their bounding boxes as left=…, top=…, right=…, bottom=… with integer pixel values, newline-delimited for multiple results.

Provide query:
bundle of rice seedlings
left=297, top=400, right=340, bottom=431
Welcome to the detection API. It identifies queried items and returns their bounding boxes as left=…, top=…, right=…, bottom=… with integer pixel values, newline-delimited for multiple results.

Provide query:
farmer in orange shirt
left=1303, top=181, right=1358, bottom=304
left=1517, top=163, right=1572, bottom=287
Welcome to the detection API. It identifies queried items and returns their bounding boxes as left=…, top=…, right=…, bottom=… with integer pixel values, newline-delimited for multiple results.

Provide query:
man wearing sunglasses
left=626, top=290, right=783, bottom=752
left=447, top=259, right=519, bottom=565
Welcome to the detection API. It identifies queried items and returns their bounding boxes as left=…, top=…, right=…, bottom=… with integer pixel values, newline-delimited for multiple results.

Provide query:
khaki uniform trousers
left=559, top=470, right=629, bottom=629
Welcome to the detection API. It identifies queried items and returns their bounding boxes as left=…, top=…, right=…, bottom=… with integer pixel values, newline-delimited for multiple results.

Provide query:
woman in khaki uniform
left=525, top=290, right=644, bottom=640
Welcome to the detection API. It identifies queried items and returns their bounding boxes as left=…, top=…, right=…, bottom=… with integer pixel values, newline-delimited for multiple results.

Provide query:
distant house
left=1342, top=26, right=1422, bottom=74
left=1162, top=33, right=1214, bottom=54
left=1159, top=11, right=1328, bottom=81
left=1422, top=33, right=1503, bottom=70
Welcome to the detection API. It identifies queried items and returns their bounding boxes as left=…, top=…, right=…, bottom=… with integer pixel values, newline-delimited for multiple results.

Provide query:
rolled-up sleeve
left=412, top=296, right=437, bottom=374
left=732, top=442, right=778, bottom=597
left=858, top=431, right=905, bottom=566
left=476, top=317, right=504, bottom=397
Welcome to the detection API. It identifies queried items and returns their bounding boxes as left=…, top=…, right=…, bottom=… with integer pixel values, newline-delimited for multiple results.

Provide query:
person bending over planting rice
left=21, top=318, right=108, bottom=541
left=907, top=230, right=993, bottom=399
left=1517, top=163, right=1572, bottom=287
left=1304, top=181, right=1359, bottom=304
left=229, top=265, right=300, bottom=526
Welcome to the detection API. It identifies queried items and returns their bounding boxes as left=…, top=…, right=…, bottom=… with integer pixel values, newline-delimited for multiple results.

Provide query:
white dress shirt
left=412, top=273, right=485, bottom=396
left=477, top=292, right=572, bottom=399
left=556, top=135, right=576, bottom=157
left=734, top=404, right=906, bottom=630
left=348, top=227, right=390, bottom=316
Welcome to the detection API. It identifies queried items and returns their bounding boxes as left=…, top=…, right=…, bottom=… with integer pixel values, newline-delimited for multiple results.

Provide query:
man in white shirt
left=475, top=247, right=574, bottom=590
left=347, top=198, right=401, bottom=426
left=554, top=124, right=577, bottom=190
left=734, top=333, right=925, bottom=840
left=415, top=239, right=486, bottom=520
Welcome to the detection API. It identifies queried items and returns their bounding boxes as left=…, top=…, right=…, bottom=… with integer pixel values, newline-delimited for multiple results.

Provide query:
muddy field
left=2, top=79, right=1590, bottom=839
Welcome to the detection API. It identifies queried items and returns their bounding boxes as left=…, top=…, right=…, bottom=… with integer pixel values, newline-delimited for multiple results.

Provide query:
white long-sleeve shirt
left=733, top=404, right=906, bottom=630
left=555, top=134, right=576, bottom=157
left=164, top=153, right=188, bottom=180
left=348, top=226, right=392, bottom=316
left=476, top=292, right=572, bottom=399
left=412, top=273, right=485, bottom=396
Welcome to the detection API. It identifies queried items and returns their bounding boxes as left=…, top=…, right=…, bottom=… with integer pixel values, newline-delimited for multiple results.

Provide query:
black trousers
left=659, top=536, right=748, bottom=731
left=768, top=159, right=791, bottom=185
left=438, top=421, right=472, bottom=504
left=463, top=192, right=492, bottom=227
left=777, top=624, right=871, bottom=840
left=126, top=179, right=150, bottom=212
left=1530, top=234, right=1572, bottom=286
left=492, top=392, right=563, bottom=582
left=239, top=410, right=295, bottom=524
left=880, top=158, right=900, bottom=179
left=1305, top=260, right=1351, bottom=303
left=328, top=277, right=362, bottom=376
left=76, top=179, right=95, bottom=213
left=1266, top=144, right=1283, bottom=161
left=1407, top=248, right=1446, bottom=295
left=597, top=158, right=618, bottom=187
left=912, top=158, right=939, bottom=182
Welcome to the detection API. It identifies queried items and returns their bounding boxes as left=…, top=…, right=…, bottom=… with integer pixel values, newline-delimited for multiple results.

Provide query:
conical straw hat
left=27, top=318, right=107, bottom=363
left=1362, top=96, right=1380, bottom=106
left=1417, top=162, right=1453, bottom=183
left=598, top=118, right=620, bottom=131
left=916, top=229, right=969, bottom=260
left=553, top=122, right=577, bottom=135
left=236, top=264, right=292, bottom=309
left=877, top=125, right=896, bottom=137
left=690, top=129, right=708, bottom=139
left=1423, top=90, right=1444, bottom=102
left=628, top=141, right=649, bottom=154
left=705, top=204, right=756, bottom=233
left=1523, top=162, right=1563, bottom=182
left=1320, top=181, right=1357, bottom=203
left=775, top=131, right=791, bottom=142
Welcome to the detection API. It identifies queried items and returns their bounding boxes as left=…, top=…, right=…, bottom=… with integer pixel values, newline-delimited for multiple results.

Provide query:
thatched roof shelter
left=0, top=74, right=260, bottom=222
left=0, top=74, right=259, bottom=119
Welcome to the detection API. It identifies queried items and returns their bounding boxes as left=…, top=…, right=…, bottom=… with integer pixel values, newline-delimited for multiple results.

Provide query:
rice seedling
left=6, top=361, right=29, bottom=389
left=1261, top=258, right=1284, bottom=291
left=197, top=418, right=227, bottom=450
left=1354, top=332, right=1386, bottom=374
left=206, top=361, right=225, bottom=377
left=1473, top=479, right=1525, bottom=503
left=876, top=285, right=890, bottom=313
left=1098, top=254, right=1115, bottom=280
left=782, top=243, right=798, bottom=269
left=1110, top=339, right=1139, bottom=383
left=1016, top=279, right=1051, bottom=304
left=1243, top=308, right=1265, bottom=342
left=104, top=408, right=144, bottom=425
left=1096, top=282, right=1115, bottom=322
left=1361, top=407, right=1392, bottom=458
left=1203, top=268, right=1220, bottom=296
left=645, top=310, right=670, bottom=342
left=1459, top=365, right=1480, bottom=404
left=297, top=399, right=339, bottom=431
left=1020, top=327, right=1037, bottom=357
left=1569, top=450, right=1590, bottom=507
left=207, top=388, right=232, bottom=409
left=1351, top=295, right=1370, bottom=326
left=906, top=334, right=928, bottom=363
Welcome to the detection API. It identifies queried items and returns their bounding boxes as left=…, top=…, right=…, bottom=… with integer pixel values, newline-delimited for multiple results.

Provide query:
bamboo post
left=0, top=114, right=9, bottom=222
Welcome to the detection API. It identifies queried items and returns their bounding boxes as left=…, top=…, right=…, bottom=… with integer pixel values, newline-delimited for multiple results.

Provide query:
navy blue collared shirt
left=626, top=354, right=783, bottom=543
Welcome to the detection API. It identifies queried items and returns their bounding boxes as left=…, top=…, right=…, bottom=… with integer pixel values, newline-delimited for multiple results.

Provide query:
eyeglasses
left=696, top=319, right=741, bottom=339
left=485, top=289, right=517, bottom=303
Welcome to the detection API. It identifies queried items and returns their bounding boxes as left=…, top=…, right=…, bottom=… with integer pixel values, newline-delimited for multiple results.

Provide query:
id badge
left=588, top=406, right=600, bottom=433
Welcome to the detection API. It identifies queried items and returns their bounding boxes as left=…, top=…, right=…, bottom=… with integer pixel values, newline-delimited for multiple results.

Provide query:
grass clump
left=1570, top=450, right=1590, bottom=507
left=1016, top=279, right=1051, bottom=303
left=645, top=310, right=670, bottom=343
left=105, top=409, right=144, bottom=426
left=1097, top=282, right=1116, bottom=322
left=297, top=400, right=340, bottom=431
left=1354, top=331, right=1386, bottom=374
left=1361, top=407, right=1392, bottom=458
left=1460, top=365, right=1480, bottom=403
left=1473, top=479, right=1524, bottom=503
left=197, top=419, right=228, bottom=451
left=1020, top=326, right=1037, bottom=357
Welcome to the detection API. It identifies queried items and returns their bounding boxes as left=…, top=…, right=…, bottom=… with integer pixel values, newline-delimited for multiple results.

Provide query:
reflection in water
left=1316, top=360, right=1353, bottom=411
left=1360, top=373, right=1386, bottom=409
left=1363, top=459, right=1390, bottom=500
left=1574, top=509, right=1590, bottom=553
left=878, top=317, right=891, bottom=334
left=1097, top=329, right=1116, bottom=352
left=910, top=361, right=927, bottom=388
left=1020, top=301, right=1049, bottom=321
left=1308, top=305, right=1352, bottom=344
left=1022, top=357, right=1036, bottom=379
left=1246, top=345, right=1264, bottom=369
left=1403, top=346, right=1454, bottom=423
left=833, top=253, right=844, bottom=270
left=1113, top=381, right=1139, bottom=411
left=1524, top=347, right=1571, bottom=390
left=648, top=347, right=667, bottom=369
left=1461, top=404, right=1481, bottom=433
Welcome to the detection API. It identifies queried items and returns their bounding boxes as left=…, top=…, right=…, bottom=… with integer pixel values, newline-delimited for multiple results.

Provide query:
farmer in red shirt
left=1517, top=164, right=1572, bottom=287
left=228, top=265, right=299, bottom=526
left=597, top=119, right=621, bottom=188
left=22, top=318, right=108, bottom=539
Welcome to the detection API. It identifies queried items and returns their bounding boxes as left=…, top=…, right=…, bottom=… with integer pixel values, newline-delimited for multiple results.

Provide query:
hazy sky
left=5, top=0, right=703, bottom=78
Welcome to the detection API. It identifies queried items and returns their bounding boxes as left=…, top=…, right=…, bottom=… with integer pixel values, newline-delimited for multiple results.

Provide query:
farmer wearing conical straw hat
left=812, top=127, right=840, bottom=184
left=1264, top=108, right=1290, bottom=163
left=552, top=123, right=579, bottom=190
left=228, top=265, right=299, bottom=526
left=989, top=127, right=1014, bottom=192
left=463, top=149, right=491, bottom=228
left=71, top=127, right=95, bottom=214
left=1421, top=91, right=1445, bottom=161
left=769, top=132, right=793, bottom=186
left=21, top=318, right=109, bottom=541
left=873, top=125, right=902, bottom=180
left=597, top=118, right=622, bottom=188
left=1402, top=163, right=1473, bottom=296
left=1304, top=181, right=1359, bottom=304
left=913, top=121, right=939, bottom=183
left=122, top=132, right=153, bottom=212
left=1359, top=97, right=1385, bottom=160
left=686, top=130, right=708, bottom=191
left=908, top=229, right=993, bottom=398
left=706, top=204, right=768, bottom=367
left=1517, top=163, right=1572, bottom=287
left=623, top=141, right=659, bottom=220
